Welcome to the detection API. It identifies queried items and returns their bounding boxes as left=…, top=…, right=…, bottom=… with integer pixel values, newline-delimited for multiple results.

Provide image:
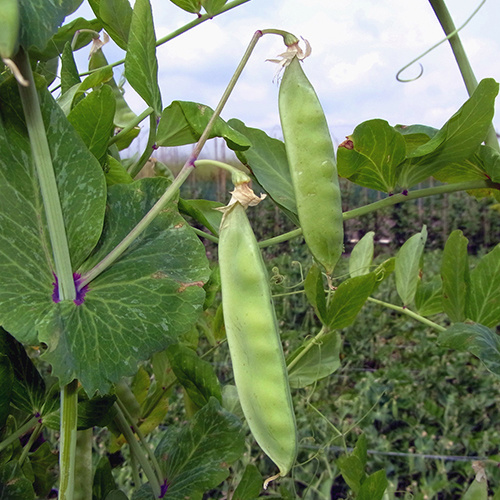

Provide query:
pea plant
left=0, top=0, right=499, bottom=499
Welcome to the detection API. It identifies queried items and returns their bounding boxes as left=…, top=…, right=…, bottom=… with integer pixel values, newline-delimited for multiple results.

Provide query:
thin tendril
left=396, top=0, right=487, bottom=82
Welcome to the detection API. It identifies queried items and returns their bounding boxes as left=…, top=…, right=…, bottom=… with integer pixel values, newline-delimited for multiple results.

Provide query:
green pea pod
left=279, top=56, right=344, bottom=275
left=0, top=0, right=19, bottom=59
left=218, top=197, right=297, bottom=484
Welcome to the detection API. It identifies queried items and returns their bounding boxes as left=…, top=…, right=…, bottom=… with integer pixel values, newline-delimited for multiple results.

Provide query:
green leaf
left=441, top=230, right=470, bottom=323
left=466, top=244, right=500, bottom=327
left=398, top=79, right=499, bottom=187
left=415, top=275, right=443, bottom=317
left=337, top=119, right=406, bottom=193
left=166, top=343, right=222, bottom=408
left=61, top=42, right=81, bottom=95
left=349, top=232, right=374, bottom=277
left=0, top=80, right=106, bottom=345
left=202, top=0, right=227, bottom=16
left=327, top=273, right=377, bottom=329
left=106, top=491, right=129, bottom=500
left=68, top=86, right=116, bottom=164
left=439, top=323, right=500, bottom=378
left=38, top=178, right=210, bottom=395
left=156, top=398, right=245, bottom=499
left=0, top=329, right=46, bottom=415
left=0, top=461, right=35, bottom=499
left=395, top=226, right=427, bottom=306
left=124, top=0, right=162, bottom=114
left=232, top=464, right=263, bottom=500
left=373, top=257, right=396, bottom=291
left=358, top=470, right=388, bottom=500
left=18, top=0, right=81, bottom=52
left=0, top=354, right=13, bottom=429
left=304, top=265, right=327, bottom=324
left=228, top=118, right=298, bottom=223
left=93, top=457, right=118, bottom=500
left=480, top=145, right=500, bottom=182
left=168, top=0, right=202, bottom=14
left=462, top=475, right=488, bottom=500
left=287, top=330, right=341, bottom=388
left=105, top=156, right=134, bottom=186
left=178, top=198, right=223, bottom=236
left=353, top=434, right=368, bottom=469
left=99, top=0, right=132, bottom=50
left=432, top=154, right=491, bottom=184
left=157, top=102, right=250, bottom=151
left=337, top=455, right=365, bottom=495
left=29, top=441, right=58, bottom=497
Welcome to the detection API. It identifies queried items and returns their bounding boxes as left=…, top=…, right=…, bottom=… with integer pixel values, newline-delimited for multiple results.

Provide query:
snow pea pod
left=218, top=187, right=297, bottom=486
left=0, top=0, right=19, bottom=59
left=279, top=56, right=344, bottom=275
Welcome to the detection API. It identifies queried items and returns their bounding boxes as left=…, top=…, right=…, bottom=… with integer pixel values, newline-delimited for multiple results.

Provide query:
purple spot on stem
left=402, top=189, right=409, bottom=196
left=52, top=273, right=89, bottom=305
left=159, top=479, right=169, bottom=498
left=152, top=143, right=159, bottom=150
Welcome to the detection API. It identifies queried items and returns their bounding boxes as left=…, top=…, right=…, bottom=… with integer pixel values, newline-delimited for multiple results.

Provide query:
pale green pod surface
left=0, top=0, right=19, bottom=59
left=219, top=202, right=297, bottom=478
left=279, top=56, right=344, bottom=275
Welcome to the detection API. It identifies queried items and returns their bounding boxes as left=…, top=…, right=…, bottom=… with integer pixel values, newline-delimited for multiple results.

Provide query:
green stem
left=14, top=49, right=75, bottom=300
left=287, top=326, right=329, bottom=372
left=80, top=30, right=267, bottom=286
left=108, top=106, right=154, bottom=147
left=116, top=397, right=164, bottom=483
left=59, top=380, right=79, bottom=500
left=367, top=297, right=446, bottom=332
left=78, top=0, right=253, bottom=77
left=428, top=0, right=499, bottom=151
left=18, top=422, right=43, bottom=466
left=191, top=226, right=219, bottom=244
left=0, top=416, right=39, bottom=453
left=114, top=404, right=162, bottom=498
left=73, top=429, right=93, bottom=500
left=259, top=179, right=498, bottom=248
left=128, top=113, right=158, bottom=179
left=194, top=159, right=251, bottom=185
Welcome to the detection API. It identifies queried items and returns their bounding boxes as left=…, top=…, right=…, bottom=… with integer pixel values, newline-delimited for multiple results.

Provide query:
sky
left=68, top=0, right=500, bottom=148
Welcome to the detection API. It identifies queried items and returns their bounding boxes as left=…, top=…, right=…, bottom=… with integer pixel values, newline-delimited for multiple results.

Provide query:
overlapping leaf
left=38, top=178, right=210, bottom=395
left=0, top=79, right=106, bottom=345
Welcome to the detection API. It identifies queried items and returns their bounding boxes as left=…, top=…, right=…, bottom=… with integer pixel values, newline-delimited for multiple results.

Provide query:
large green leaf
left=228, top=118, right=298, bottom=223
left=441, top=230, right=470, bottom=323
left=395, top=226, right=427, bottom=306
left=287, top=330, right=341, bottom=388
left=466, top=244, right=500, bottom=328
left=0, top=462, right=35, bottom=500
left=415, top=275, right=443, bottom=317
left=327, top=273, right=377, bottom=329
left=124, top=0, right=162, bottom=114
left=439, top=323, right=500, bottom=378
left=0, top=79, right=106, bottom=345
left=61, top=42, right=81, bottom=95
left=38, top=178, right=210, bottom=395
left=99, top=0, right=132, bottom=50
left=151, top=398, right=244, bottom=499
left=168, top=0, right=202, bottom=14
left=398, top=79, right=499, bottom=187
left=157, top=103, right=250, bottom=151
left=166, top=344, right=222, bottom=408
left=337, top=119, right=406, bottom=193
left=358, top=470, right=388, bottom=500
left=232, top=464, right=263, bottom=500
left=0, top=354, right=13, bottom=429
left=18, top=0, right=82, bottom=52
left=67, top=86, right=116, bottom=164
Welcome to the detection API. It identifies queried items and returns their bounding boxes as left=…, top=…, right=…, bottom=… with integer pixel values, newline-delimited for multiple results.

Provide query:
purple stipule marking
left=52, top=273, right=89, bottom=306
left=152, top=143, right=159, bottom=150
left=402, top=189, right=409, bottom=196
left=159, top=479, right=169, bottom=498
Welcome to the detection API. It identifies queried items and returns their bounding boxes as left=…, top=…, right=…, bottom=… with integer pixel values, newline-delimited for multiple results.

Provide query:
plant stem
left=367, top=297, right=446, bottom=332
left=116, top=397, right=164, bottom=483
left=80, top=30, right=267, bottom=286
left=108, top=106, right=154, bottom=146
left=18, top=421, right=43, bottom=466
left=287, top=326, right=329, bottom=372
left=191, top=227, right=219, bottom=244
left=14, top=49, right=75, bottom=300
left=259, top=179, right=498, bottom=248
left=128, top=113, right=158, bottom=179
left=0, top=416, right=39, bottom=453
left=59, top=380, right=79, bottom=500
left=114, top=404, right=162, bottom=497
left=428, top=0, right=499, bottom=151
